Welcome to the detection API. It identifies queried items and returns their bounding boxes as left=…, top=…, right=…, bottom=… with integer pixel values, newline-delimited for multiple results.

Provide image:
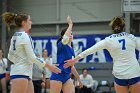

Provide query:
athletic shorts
left=0, top=73, right=6, bottom=79
left=114, top=76, right=140, bottom=86
left=50, top=72, right=70, bottom=84
left=10, top=75, right=30, bottom=80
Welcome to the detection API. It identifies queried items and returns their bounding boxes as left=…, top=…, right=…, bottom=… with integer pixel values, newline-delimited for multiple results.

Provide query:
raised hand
left=67, top=16, right=73, bottom=25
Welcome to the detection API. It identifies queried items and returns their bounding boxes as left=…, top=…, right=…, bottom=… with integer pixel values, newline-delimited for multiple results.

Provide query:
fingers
left=48, top=64, right=61, bottom=74
left=64, top=59, right=74, bottom=68
left=55, top=67, right=61, bottom=73
left=67, top=16, right=71, bottom=20
left=64, top=63, right=69, bottom=68
left=64, top=59, right=70, bottom=63
left=53, top=64, right=59, bottom=66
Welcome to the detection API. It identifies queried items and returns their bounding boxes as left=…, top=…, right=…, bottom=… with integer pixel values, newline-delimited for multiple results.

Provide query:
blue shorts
left=0, top=73, right=6, bottom=79
left=50, top=72, right=70, bottom=84
left=10, top=75, right=30, bottom=80
left=114, top=76, right=140, bottom=86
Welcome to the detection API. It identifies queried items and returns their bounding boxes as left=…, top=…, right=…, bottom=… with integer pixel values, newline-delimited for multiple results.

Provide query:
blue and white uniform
left=0, top=58, right=7, bottom=79
left=78, top=32, right=140, bottom=86
left=51, top=35, right=75, bottom=83
left=8, top=29, right=45, bottom=79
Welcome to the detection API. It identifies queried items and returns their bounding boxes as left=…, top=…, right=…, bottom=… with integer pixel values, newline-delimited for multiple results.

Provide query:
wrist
left=77, top=78, right=80, bottom=81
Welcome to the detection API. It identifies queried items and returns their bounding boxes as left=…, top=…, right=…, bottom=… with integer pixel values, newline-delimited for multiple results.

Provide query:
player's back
left=106, top=32, right=136, bottom=63
left=105, top=32, right=140, bottom=79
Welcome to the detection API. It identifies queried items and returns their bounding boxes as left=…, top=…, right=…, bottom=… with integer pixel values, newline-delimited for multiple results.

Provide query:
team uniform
left=50, top=35, right=75, bottom=84
left=8, top=29, right=45, bottom=80
left=78, top=32, right=140, bottom=86
left=0, top=58, right=7, bottom=79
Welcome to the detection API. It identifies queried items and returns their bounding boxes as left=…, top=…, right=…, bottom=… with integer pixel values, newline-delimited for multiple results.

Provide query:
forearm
left=73, top=56, right=81, bottom=63
left=65, top=24, right=73, bottom=36
left=62, top=24, right=73, bottom=44
left=71, top=66, right=80, bottom=79
left=62, top=16, right=73, bottom=45
left=78, top=40, right=106, bottom=58
left=24, top=44, right=46, bottom=68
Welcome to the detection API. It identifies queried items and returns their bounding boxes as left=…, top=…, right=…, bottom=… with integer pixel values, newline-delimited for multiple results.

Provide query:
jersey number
left=118, top=39, right=126, bottom=50
left=13, top=40, right=16, bottom=50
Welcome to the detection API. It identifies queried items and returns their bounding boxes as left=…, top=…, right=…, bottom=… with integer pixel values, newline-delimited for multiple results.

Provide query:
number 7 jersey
left=78, top=32, right=140, bottom=79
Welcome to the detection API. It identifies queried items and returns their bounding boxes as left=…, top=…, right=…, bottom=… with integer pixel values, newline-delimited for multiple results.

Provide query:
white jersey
left=8, top=29, right=45, bottom=79
left=80, top=74, right=94, bottom=88
left=78, top=32, right=140, bottom=79
left=0, top=58, right=8, bottom=74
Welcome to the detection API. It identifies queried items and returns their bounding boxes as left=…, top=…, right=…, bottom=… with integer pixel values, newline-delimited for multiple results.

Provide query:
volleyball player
left=64, top=16, right=140, bottom=93
left=2, top=12, right=61, bottom=93
left=50, top=16, right=83, bottom=93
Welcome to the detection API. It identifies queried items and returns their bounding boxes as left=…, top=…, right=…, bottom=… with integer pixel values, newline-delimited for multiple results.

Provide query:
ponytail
left=2, top=12, right=29, bottom=31
left=2, top=12, right=15, bottom=31
left=109, top=16, right=125, bottom=33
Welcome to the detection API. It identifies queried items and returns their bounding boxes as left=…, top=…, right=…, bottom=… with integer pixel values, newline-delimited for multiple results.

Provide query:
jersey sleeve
left=136, top=37, right=140, bottom=51
left=22, top=33, right=46, bottom=68
left=78, top=39, right=108, bottom=58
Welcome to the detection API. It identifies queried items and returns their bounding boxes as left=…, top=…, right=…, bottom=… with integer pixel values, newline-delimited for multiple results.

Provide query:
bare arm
left=71, top=66, right=80, bottom=79
left=62, top=16, right=73, bottom=44
left=71, top=66, right=83, bottom=88
left=64, top=40, right=107, bottom=68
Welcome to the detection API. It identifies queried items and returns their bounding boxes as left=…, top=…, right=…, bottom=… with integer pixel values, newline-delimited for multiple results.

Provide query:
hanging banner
left=32, top=35, right=140, bottom=63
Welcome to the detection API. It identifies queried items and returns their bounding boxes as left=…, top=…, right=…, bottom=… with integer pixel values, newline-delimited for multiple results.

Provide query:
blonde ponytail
left=2, top=12, right=15, bottom=26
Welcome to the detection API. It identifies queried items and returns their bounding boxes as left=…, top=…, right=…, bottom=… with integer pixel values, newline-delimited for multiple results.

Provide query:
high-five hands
left=46, top=64, right=61, bottom=74
left=64, top=59, right=76, bottom=68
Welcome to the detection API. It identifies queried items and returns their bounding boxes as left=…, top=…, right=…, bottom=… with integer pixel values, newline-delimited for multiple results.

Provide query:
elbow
left=62, top=39, right=69, bottom=45
left=62, top=35, right=69, bottom=45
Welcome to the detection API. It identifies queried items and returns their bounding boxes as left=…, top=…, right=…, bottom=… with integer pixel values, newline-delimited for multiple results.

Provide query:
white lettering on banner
left=33, top=40, right=48, bottom=57
left=73, top=39, right=87, bottom=63
left=32, top=37, right=107, bottom=63
left=89, top=37, right=106, bottom=63
left=50, top=40, right=57, bottom=63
